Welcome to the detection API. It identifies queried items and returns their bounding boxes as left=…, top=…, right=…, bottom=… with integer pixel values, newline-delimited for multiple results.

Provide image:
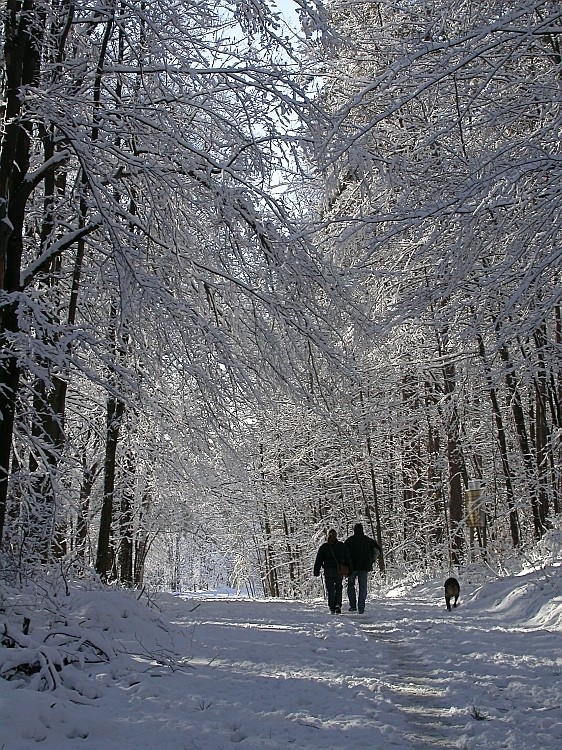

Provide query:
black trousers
left=324, top=568, right=343, bottom=612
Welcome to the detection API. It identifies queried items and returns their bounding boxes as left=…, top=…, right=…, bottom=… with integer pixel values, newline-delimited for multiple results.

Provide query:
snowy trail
left=356, top=579, right=561, bottom=750
left=362, top=621, right=458, bottom=748
left=134, top=593, right=466, bottom=750
left=1, top=569, right=560, bottom=749
left=164, top=582, right=560, bottom=750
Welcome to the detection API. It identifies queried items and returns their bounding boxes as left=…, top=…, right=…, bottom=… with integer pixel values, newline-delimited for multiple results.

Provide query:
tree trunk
left=499, top=343, right=543, bottom=538
left=532, top=323, right=550, bottom=528
left=0, top=0, right=42, bottom=545
left=441, top=352, right=466, bottom=564
left=553, top=301, right=561, bottom=515
left=134, top=487, right=153, bottom=588
left=358, top=387, right=384, bottom=572
left=477, top=335, right=520, bottom=547
left=95, top=395, right=125, bottom=579
left=118, top=450, right=135, bottom=586
left=76, top=457, right=100, bottom=564
left=426, top=407, right=445, bottom=548
left=400, top=371, right=421, bottom=559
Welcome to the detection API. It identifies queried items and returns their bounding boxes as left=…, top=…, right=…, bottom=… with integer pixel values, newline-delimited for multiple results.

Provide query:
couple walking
left=313, top=523, right=381, bottom=615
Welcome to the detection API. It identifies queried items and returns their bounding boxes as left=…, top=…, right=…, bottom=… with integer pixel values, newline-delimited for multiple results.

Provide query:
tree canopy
left=1, top=0, right=559, bottom=594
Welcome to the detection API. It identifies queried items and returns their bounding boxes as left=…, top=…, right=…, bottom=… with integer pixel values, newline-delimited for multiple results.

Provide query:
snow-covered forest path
left=163, top=591, right=471, bottom=750
left=362, top=620, right=461, bottom=748
left=159, top=570, right=559, bottom=750
left=1, top=570, right=560, bottom=749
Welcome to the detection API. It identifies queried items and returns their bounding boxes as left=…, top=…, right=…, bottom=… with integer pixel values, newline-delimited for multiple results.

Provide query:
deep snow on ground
left=1, top=564, right=560, bottom=749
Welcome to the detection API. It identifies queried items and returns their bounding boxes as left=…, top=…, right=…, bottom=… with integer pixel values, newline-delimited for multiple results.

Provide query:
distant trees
left=235, top=0, right=561, bottom=595
left=295, top=0, right=560, bottom=565
left=0, top=1, right=340, bottom=584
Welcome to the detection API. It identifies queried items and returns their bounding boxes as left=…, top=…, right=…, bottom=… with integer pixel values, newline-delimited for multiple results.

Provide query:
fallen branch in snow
left=0, top=576, right=178, bottom=702
left=1, top=617, right=116, bottom=691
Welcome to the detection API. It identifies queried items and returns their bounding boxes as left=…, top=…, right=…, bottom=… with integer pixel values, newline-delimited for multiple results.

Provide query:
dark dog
left=444, top=577, right=460, bottom=610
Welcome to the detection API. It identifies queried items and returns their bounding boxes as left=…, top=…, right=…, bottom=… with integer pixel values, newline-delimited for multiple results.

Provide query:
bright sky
left=1, top=561, right=560, bottom=749
left=274, top=0, right=301, bottom=28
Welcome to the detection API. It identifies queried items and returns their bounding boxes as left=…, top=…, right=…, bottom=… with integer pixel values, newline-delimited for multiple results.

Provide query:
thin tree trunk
left=533, top=323, right=551, bottom=528
left=553, top=300, right=561, bottom=515
left=134, top=488, right=153, bottom=587
left=258, top=442, right=278, bottom=597
left=400, top=372, right=423, bottom=560
left=357, top=386, right=385, bottom=572
left=282, top=511, right=296, bottom=593
left=426, top=406, right=445, bottom=548
left=76, top=458, right=100, bottom=564
left=95, top=394, right=125, bottom=579
left=118, top=450, right=135, bottom=586
left=477, top=335, right=520, bottom=547
left=441, top=354, right=465, bottom=565
left=499, top=343, right=543, bottom=538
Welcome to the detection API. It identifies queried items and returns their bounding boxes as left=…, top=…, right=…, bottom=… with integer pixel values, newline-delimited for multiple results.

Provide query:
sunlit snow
left=1, top=564, right=560, bottom=749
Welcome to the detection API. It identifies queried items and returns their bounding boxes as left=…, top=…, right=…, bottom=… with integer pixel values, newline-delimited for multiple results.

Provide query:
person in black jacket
left=345, top=523, right=381, bottom=614
left=313, top=529, right=352, bottom=614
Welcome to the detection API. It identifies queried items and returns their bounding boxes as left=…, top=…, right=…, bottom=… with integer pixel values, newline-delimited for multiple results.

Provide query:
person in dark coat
left=313, top=528, right=352, bottom=614
left=345, top=523, right=381, bottom=614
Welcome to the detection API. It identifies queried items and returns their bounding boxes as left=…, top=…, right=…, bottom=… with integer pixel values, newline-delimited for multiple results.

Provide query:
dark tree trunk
left=477, top=335, right=520, bottom=547
left=262, top=504, right=279, bottom=597
left=0, top=0, right=39, bottom=537
left=425, top=393, right=445, bottom=548
left=358, top=387, right=385, bottom=573
left=533, top=324, right=550, bottom=528
left=442, top=356, right=466, bottom=565
left=499, top=343, right=543, bottom=538
left=400, top=372, right=423, bottom=561
left=76, top=459, right=100, bottom=564
left=552, top=302, right=561, bottom=515
left=95, top=395, right=125, bottom=579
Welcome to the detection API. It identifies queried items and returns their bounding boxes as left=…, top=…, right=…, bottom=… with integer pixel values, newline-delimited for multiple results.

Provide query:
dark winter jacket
left=345, top=525, right=381, bottom=572
left=313, top=540, right=352, bottom=577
